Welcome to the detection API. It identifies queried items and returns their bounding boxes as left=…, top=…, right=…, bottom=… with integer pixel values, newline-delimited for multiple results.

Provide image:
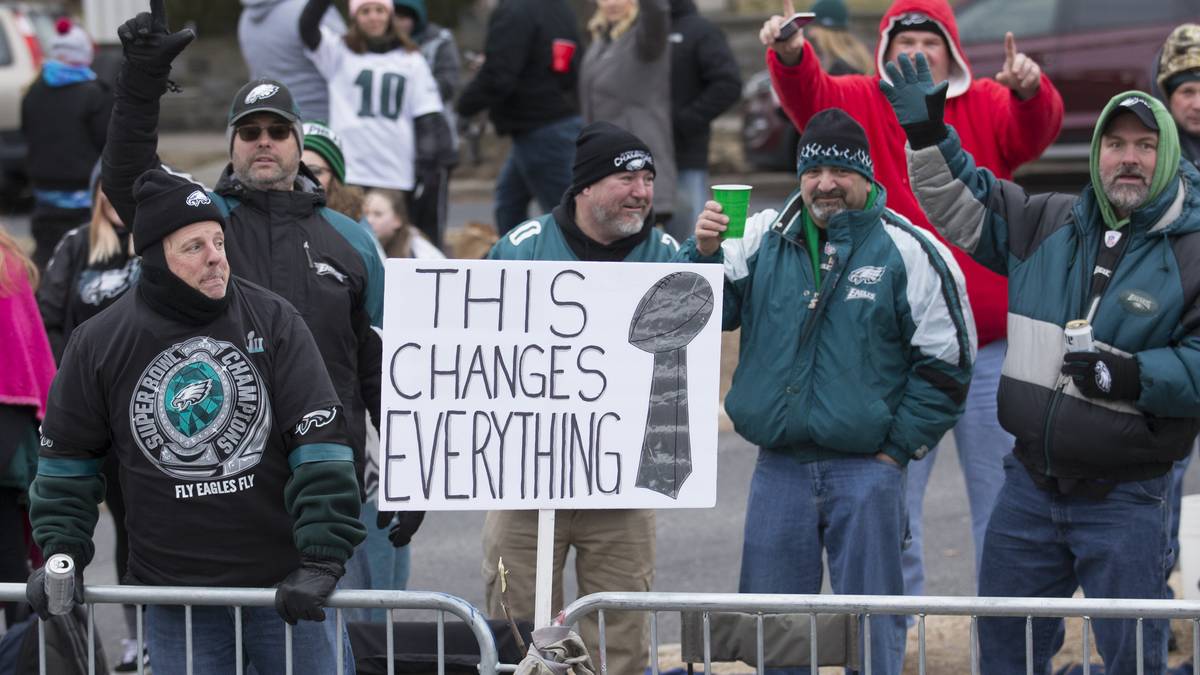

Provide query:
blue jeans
left=494, top=116, right=581, bottom=234
left=671, top=168, right=708, bottom=244
left=145, top=604, right=354, bottom=675
left=739, top=451, right=907, bottom=675
left=903, top=339, right=1011, bottom=595
left=358, top=498, right=412, bottom=623
left=978, top=454, right=1171, bottom=675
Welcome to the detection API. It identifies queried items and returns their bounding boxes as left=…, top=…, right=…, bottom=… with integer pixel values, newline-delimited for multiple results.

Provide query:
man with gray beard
left=482, top=121, right=679, bottom=674
left=889, top=53, right=1200, bottom=672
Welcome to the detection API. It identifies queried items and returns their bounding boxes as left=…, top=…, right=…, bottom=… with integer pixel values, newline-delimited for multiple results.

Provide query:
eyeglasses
left=235, top=124, right=292, bottom=142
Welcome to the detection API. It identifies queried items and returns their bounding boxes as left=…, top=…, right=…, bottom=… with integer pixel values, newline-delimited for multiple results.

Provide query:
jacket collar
left=776, top=182, right=889, bottom=247
left=213, top=163, right=326, bottom=216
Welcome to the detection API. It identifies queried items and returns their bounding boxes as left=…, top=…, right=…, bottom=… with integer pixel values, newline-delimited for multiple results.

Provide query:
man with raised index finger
left=759, top=0, right=1064, bottom=600
left=101, top=0, right=394, bottom=551
left=885, top=51, right=1200, bottom=674
left=25, top=169, right=365, bottom=674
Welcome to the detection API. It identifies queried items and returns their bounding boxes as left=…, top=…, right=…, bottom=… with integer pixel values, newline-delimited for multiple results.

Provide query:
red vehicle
left=741, top=0, right=1200, bottom=172
left=957, top=0, right=1198, bottom=166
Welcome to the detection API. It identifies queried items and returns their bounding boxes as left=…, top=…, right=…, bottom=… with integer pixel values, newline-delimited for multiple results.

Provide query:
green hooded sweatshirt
left=1089, top=91, right=1182, bottom=230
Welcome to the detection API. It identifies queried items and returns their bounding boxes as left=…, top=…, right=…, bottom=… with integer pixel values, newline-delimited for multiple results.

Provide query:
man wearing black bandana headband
left=480, top=121, right=681, bottom=674
left=26, top=168, right=367, bottom=673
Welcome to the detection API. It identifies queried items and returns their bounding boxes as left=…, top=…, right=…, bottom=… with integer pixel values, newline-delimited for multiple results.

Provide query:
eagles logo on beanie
left=569, top=122, right=655, bottom=196
left=132, top=169, right=226, bottom=255
left=796, top=108, right=874, bottom=182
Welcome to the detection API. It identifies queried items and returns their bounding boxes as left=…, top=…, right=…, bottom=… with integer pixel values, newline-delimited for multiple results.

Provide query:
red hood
left=876, top=0, right=973, bottom=98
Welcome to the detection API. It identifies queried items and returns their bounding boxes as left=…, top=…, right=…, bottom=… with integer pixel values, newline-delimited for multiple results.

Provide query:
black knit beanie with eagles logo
left=568, top=121, right=656, bottom=196
left=795, top=108, right=875, bottom=182
left=132, top=169, right=226, bottom=255
left=133, top=169, right=231, bottom=326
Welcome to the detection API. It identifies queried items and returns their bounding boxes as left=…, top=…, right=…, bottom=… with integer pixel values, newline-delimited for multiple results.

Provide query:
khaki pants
left=482, top=509, right=655, bottom=675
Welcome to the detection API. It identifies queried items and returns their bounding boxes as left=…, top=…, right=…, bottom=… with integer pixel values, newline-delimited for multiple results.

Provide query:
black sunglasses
left=235, top=123, right=292, bottom=142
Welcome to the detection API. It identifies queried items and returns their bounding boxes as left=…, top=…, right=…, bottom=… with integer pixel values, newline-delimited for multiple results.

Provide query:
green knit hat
left=303, top=121, right=346, bottom=184
left=810, top=0, right=848, bottom=29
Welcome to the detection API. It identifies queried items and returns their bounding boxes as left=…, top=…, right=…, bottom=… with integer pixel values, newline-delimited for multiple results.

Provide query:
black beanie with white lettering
left=568, top=122, right=656, bottom=197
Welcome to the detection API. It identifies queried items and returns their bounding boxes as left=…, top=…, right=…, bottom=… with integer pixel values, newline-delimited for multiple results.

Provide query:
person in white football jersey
left=299, top=0, right=453, bottom=197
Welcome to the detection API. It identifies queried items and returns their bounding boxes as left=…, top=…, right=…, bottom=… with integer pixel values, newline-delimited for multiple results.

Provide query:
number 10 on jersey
left=354, top=69, right=407, bottom=120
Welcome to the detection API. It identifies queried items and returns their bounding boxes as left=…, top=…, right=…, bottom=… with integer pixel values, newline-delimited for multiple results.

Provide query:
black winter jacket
left=101, top=63, right=385, bottom=483
left=669, top=0, right=741, bottom=169
left=456, top=0, right=580, bottom=135
left=21, top=77, right=112, bottom=190
left=36, top=224, right=140, bottom=361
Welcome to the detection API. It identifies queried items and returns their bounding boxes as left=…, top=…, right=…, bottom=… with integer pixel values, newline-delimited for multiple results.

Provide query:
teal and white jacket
left=908, top=125, right=1200, bottom=482
left=680, top=185, right=976, bottom=465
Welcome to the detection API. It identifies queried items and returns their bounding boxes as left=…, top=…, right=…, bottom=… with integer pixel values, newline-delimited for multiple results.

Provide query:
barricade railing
left=0, top=583, right=500, bottom=675
left=558, top=591, right=1200, bottom=675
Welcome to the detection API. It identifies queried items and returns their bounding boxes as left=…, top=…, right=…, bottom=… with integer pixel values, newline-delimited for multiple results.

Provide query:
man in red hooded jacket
left=759, top=0, right=1064, bottom=598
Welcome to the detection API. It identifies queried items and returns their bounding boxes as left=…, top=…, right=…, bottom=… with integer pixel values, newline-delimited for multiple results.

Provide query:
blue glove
left=878, top=53, right=949, bottom=149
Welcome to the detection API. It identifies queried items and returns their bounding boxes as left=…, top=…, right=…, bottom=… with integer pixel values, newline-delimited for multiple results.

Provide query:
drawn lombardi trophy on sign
left=628, top=271, right=715, bottom=498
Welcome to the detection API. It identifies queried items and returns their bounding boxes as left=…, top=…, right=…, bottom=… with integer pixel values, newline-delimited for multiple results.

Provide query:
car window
left=1058, top=0, right=1196, bottom=32
left=956, top=0, right=1059, bottom=44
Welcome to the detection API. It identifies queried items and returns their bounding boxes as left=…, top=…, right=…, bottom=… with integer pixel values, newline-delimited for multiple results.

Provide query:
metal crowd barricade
left=558, top=591, right=1200, bottom=675
left=0, top=583, right=501, bottom=675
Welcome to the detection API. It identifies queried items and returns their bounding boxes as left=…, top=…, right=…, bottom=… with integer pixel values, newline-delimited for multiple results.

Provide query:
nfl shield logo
left=1104, top=230, right=1122, bottom=248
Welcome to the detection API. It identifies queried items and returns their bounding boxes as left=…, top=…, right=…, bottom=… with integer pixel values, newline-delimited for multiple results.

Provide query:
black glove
left=116, top=0, right=195, bottom=99
left=26, top=562, right=84, bottom=621
left=1062, top=351, right=1141, bottom=401
left=274, top=557, right=344, bottom=625
left=375, top=510, right=426, bottom=548
left=878, top=52, right=950, bottom=150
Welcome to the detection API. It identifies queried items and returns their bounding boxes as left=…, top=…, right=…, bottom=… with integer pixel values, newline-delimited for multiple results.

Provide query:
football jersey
left=307, top=27, right=444, bottom=190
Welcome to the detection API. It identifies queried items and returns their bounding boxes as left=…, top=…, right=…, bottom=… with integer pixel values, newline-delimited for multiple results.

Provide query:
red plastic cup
left=551, top=39, right=577, bottom=74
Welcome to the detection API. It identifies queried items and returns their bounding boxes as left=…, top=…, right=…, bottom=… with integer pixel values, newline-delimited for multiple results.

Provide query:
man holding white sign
left=483, top=122, right=681, bottom=674
left=685, top=108, right=975, bottom=674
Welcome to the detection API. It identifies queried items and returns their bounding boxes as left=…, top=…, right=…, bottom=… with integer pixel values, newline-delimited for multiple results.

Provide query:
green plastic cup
left=712, top=184, right=752, bottom=239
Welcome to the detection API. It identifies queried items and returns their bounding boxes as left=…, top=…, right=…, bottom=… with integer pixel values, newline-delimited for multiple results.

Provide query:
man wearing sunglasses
left=100, top=1, right=393, bottom=559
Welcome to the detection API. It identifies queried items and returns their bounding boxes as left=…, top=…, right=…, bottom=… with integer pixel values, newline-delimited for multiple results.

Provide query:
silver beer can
left=44, top=553, right=75, bottom=616
left=1064, top=319, right=1095, bottom=352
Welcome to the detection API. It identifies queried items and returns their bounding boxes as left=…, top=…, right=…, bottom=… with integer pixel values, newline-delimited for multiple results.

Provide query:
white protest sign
left=378, top=258, right=723, bottom=511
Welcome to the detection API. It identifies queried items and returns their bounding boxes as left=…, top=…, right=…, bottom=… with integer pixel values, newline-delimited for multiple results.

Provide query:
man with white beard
left=481, top=121, right=678, bottom=674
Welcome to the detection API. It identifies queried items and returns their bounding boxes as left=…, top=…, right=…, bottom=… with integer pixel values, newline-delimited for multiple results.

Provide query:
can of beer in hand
left=44, top=553, right=75, bottom=616
left=1064, top=319, right=1096, bottom=352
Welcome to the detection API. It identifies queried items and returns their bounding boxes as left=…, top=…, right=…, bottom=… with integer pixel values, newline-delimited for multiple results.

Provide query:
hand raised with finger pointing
left=117, top=0, right=195, bottom=76
left=994, top=32, right=1042, bottom=101
left=758, top=0, right=806, bottom=66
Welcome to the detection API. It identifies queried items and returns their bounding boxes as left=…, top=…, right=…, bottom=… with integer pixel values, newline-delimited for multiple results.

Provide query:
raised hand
left=117, top=0, right=195, bottom=74
left=880, top=52, right=948, bottom=127
left=879, top=53, right=950, bottom=148
left=695, top=200, right=728, bottom=257
left=994, top=32, right=1041, bottom=101
left=758, top=0, right=806, bottom=66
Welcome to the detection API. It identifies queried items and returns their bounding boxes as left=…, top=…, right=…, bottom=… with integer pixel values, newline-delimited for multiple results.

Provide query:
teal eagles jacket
left=908, top=128, right=1200, bottom=482
left=679, top=186, right=976, bottom=465
left=488, top=211, right=680, bottom=262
